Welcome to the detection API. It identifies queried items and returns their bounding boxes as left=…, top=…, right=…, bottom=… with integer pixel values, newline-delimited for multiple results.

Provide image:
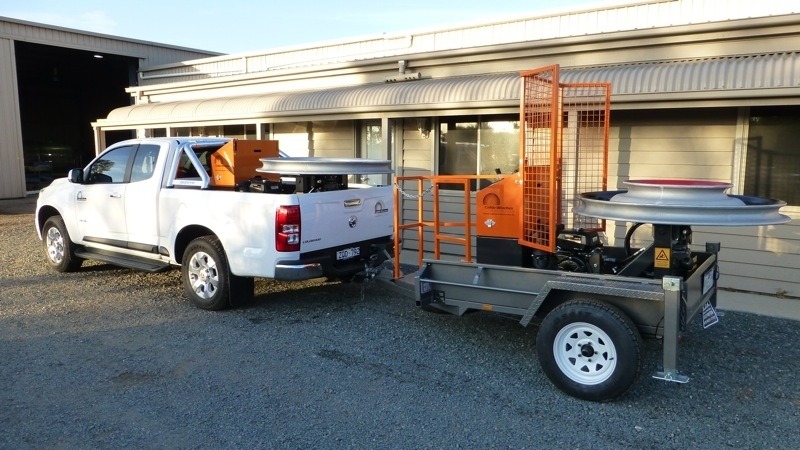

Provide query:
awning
left=102, top=72, right=520, bottom=126
left=97, top=52, right=800, bottom=128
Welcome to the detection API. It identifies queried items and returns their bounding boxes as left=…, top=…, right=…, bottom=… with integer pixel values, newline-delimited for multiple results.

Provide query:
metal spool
left=257, top=157, right=392, bottom=175
left=574, top=179, right=790, bottom=226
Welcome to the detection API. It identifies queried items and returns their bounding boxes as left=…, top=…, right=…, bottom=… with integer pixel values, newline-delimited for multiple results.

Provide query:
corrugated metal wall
left=0, top=38, right=25, bottom=198
left=0, top=17, right=217, bottom=66
left=0, top=17, right=220, bottom=199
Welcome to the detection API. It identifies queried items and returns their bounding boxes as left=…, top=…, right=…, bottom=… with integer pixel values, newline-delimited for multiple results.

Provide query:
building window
left=356, top=119, right=389, bottom=185
left=223, top=124, right=256, bottom=139
left=745, top=107, right=800, bottom=205
left=438, top=115, right=519, bottom=190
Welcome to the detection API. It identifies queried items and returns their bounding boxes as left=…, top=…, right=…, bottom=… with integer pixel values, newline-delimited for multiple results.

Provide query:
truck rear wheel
left=42, top=216, right=82, bottom=272
left=181, top=236, right=252, bottom=310
left=536, top=299, right=642, bottom=402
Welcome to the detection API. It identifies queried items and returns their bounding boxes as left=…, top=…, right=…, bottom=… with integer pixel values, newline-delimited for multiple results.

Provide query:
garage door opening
left=15, top=41, right=137, bottom=190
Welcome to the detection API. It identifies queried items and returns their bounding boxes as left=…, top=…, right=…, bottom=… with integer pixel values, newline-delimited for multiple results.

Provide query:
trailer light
left=276, top=205, right=301, bottom=252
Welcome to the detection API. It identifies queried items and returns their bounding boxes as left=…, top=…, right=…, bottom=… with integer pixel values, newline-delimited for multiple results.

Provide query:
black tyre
left=42, top=216, right=83, bottom=272
left=536, top=299, right=642, bottom=402
left=181, top=236, right=252, bottom=310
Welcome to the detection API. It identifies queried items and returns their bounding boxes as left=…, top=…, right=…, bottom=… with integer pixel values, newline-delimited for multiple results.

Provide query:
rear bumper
left=275, top=262, right=324, bottom=281
left=274, top=236, right=392, bottom=281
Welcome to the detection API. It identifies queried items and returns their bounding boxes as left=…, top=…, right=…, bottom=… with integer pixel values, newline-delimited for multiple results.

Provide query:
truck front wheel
left=42, top=216, right=82, bottom=272
left=536, top=299, right=642, bottom=402
left=181, top=236, right=252, bottom=310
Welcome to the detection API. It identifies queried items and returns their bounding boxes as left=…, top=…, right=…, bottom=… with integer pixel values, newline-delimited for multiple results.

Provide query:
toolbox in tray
left=236, top=176, right=283, bottom=193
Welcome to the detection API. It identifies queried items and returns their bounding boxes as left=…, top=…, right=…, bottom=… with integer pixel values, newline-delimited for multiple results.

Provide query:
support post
left=653, top=276, right=690, bottom=383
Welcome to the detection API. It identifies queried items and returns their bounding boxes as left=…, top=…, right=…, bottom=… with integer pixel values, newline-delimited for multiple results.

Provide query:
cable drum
left=574, top=179, right=790, bottom=226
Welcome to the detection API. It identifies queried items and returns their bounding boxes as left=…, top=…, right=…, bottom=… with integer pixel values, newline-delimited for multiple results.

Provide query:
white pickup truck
left=35, top=137, right=394, bottom=310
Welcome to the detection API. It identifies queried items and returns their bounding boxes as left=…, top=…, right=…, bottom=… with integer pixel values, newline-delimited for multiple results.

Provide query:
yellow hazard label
left=654, top=247, right=671, bottom=269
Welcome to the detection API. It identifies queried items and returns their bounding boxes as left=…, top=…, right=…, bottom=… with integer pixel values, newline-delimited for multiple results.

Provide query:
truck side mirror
left=67, top=168, right=83, bottom=184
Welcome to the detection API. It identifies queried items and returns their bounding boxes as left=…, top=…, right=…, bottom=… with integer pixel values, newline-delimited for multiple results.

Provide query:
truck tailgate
left=297, top=186, right=393, bottom=253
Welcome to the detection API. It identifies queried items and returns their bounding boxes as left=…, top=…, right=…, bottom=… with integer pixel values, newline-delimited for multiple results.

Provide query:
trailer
left=389, top=66, right=790, bottom=402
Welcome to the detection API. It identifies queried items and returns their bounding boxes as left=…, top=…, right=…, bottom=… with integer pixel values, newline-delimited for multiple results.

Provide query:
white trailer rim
left=553, top=322, right=617, bottom=385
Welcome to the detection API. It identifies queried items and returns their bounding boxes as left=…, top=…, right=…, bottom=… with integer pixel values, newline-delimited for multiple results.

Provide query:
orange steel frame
left=520, top=65, right=610, bottom=252
left=391, top=174, right=497, bottom=280
left=392, top=65, right=610, bottom=279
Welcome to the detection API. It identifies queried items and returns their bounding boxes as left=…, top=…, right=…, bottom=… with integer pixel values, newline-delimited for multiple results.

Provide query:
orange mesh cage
left=519, top=65, right=610, bottom=252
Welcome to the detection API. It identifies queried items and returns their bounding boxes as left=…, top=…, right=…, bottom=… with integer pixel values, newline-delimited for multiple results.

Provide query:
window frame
left=437, top=114, right=520, bottom=191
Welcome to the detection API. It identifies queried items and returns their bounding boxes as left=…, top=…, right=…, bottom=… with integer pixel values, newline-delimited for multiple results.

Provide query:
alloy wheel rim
left=187, top=251, right=219, bottom=299
left=46, top=227, right=65, bottom=264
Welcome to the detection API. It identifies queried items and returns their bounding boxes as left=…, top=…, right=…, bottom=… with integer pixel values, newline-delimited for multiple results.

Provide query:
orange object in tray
left=210, top=139, right=280, bottom=186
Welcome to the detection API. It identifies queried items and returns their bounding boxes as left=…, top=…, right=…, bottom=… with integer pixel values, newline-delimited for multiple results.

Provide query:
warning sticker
left=654, top=247, right=671, bottom=269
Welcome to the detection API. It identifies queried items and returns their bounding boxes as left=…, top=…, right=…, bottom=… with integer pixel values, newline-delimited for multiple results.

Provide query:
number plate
left=336, top=247, right=360, bottom=260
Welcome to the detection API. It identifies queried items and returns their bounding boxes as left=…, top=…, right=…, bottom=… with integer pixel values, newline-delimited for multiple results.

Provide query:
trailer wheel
left=182, top=236, right=252, bottom=310
left=42, top=216, right=83, bottom=272
left=537, top=299, right=642, bottom=402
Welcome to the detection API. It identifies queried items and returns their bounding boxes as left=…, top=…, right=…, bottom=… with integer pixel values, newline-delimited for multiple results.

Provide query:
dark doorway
left=15, top=41, right=137, bottom=190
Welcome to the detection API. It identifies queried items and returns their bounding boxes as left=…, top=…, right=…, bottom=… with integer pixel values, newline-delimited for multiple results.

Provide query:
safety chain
left=393, top=182, right=434, bottom=199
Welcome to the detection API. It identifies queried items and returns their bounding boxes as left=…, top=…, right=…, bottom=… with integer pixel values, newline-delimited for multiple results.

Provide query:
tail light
left=276, top=205, right=301, bottom=252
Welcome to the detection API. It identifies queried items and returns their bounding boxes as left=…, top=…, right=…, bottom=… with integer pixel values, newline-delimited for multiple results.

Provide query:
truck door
left=125, top=144, right=163, bottom=250
left=75, top=144, right=135, bottom=243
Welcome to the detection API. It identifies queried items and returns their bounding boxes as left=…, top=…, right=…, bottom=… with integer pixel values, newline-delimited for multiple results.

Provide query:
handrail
left=392, top=174, right=500, bottom=279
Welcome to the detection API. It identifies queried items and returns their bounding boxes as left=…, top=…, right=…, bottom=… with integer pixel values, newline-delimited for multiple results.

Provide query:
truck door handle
left=109, top=193, right=122, bottom=199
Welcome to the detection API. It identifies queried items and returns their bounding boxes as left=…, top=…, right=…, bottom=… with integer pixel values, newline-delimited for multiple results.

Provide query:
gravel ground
left=2, top=203, right=800, bottom=449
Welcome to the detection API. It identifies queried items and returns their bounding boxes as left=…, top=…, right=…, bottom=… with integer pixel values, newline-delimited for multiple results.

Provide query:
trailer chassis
left=412, top=241, right=720, bottom=401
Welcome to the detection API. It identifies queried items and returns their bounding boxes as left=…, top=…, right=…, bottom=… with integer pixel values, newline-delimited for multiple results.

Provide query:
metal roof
left=565, top=53, right=800, bottom=93
left=135, top=1, right=800, bottom=83
left=105, top=73, right=521, bottom=124
left=100, top=52, right=800, bottom=127
left=0, top=16, right=219, bottom=66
